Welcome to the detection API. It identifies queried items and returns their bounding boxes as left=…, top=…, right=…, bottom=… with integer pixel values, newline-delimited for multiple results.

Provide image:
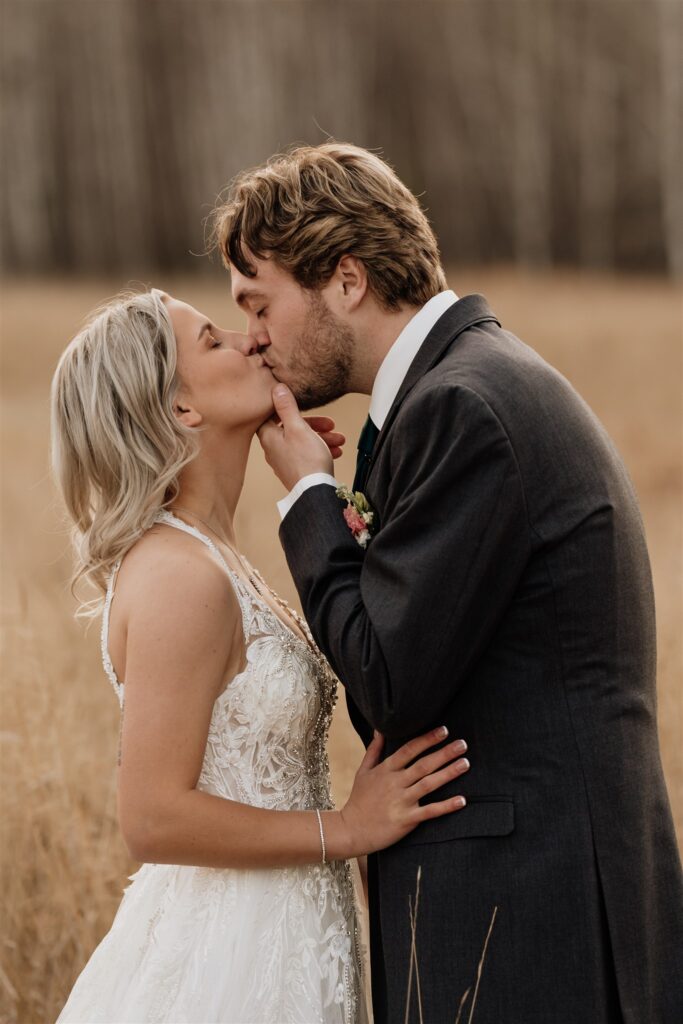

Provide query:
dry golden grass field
left=1, top=269, right=681, bottom=1023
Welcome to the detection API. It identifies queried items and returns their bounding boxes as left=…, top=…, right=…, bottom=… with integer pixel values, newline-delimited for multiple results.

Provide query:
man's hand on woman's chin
left=257, top=383, right=344, bottom=491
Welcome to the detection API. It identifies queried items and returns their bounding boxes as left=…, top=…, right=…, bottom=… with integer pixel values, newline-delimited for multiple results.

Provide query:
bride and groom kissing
left=54, top=143, right=681, bottom=1023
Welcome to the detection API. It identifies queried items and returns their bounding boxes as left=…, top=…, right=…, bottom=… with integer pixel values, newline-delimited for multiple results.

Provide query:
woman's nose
left=240, top=333, right=260, bottom=356
left=224, top=330, right=259, bottom=355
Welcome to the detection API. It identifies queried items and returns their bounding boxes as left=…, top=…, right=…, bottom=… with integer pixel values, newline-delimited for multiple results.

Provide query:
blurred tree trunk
left=0, top=0, right=679, bottom=275
left=658, top=0, right=683, bottom=275
left=513, top=0, right=551, bottom=266
left=578, top=2, right=617, bottom=269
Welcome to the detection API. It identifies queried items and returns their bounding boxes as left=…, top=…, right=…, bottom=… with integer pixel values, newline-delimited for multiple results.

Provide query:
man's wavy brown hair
left=210, top=142, right=447, bottom=311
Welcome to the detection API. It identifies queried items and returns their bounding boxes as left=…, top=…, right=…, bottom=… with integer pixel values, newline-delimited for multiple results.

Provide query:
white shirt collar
left=369, top=289, right=458, bottom=429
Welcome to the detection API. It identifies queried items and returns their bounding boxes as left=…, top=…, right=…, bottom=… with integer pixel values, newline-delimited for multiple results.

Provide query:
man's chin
left=270, top=375, right=307, bottom=410
left=291, top=379, right=348, bottom=411
left=271, top=371, right=347, bottom=412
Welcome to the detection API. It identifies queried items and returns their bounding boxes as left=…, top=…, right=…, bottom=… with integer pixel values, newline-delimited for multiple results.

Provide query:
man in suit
left=213, top=143, right=682, bottom=1023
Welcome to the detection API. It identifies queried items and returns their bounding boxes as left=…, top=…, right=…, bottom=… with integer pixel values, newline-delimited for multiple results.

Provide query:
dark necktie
left=352, top=415, right=380, bottom=493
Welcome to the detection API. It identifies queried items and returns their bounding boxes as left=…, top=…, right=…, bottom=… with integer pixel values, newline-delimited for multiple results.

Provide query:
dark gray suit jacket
left=280, top=295, right=683, bottom=1024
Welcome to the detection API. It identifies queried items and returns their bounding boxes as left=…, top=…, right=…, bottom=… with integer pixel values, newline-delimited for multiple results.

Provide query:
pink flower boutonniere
left=336, top=485, right=375, bottom=548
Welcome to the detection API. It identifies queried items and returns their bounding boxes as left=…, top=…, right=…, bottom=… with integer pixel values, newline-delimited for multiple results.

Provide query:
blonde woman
left=51, top=288, right=470, bottom=1024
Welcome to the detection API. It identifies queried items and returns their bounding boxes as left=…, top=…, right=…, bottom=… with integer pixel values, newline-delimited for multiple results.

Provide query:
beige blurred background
left=1, top=2, right=682, bottom=1022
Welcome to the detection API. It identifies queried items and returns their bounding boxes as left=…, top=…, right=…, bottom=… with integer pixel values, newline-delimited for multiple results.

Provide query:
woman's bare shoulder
left=114, top=521, right=241, bottom=625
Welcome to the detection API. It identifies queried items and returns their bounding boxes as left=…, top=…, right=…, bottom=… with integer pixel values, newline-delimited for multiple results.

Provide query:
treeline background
left=2, top=0, right=682, bottom=275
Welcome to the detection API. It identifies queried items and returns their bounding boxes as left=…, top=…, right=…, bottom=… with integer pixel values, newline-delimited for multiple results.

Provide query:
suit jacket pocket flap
left=396, top=798, right=515, bottom=847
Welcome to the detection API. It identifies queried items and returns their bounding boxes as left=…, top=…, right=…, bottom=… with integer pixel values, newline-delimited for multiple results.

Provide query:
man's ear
left=173, top=394, right=203, bottom=428
left=336, top=255, right=368, bottom=312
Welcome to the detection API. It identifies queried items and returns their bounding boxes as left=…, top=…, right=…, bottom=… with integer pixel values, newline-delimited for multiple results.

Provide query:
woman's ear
left=173, top=395, right=203, bottom=428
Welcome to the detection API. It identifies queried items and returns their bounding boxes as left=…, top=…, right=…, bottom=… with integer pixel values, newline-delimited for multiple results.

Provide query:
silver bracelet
left=315, top=808, right=327, bottom=864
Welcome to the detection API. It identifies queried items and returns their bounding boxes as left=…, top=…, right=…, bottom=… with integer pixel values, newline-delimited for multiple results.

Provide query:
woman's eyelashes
left=208, top=333, right=221, bottom=349
left=256, top=308, right=267, bottom=320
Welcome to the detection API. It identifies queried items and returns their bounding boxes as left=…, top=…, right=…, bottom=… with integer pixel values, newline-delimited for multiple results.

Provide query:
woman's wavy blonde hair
left=50, top=288, right=200, bottom=618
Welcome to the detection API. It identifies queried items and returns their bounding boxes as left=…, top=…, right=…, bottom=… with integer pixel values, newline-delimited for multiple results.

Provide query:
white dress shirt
left=277, top=289, right=459, bottom=520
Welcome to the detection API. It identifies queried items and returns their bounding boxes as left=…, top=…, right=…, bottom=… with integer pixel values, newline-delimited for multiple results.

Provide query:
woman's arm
left=116, top=541, right=469, bottom=869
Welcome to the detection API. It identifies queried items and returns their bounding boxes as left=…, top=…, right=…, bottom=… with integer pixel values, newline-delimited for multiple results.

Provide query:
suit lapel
left=367, top=294, right=500, bottom=476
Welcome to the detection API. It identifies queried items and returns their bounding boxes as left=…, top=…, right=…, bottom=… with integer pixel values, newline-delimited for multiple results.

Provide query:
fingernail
left=438, top=725, right=449, bottom=737
left=453, top=740, right=467, bottom=754
left=455, top=796, right=466, bottom=808
left=273, top=384, right=288, bottom=398
left=460, top=758, right=470, bottom=771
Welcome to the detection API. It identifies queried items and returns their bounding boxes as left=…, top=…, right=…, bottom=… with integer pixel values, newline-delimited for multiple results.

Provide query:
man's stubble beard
left=285, top=292, right=356, bottom=411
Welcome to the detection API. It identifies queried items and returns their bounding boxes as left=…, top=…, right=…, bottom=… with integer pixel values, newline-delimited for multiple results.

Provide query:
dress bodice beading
left=101, top=508, right=339, bottom=812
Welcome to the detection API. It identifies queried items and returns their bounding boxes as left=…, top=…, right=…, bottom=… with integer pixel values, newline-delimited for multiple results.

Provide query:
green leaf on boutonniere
left=336, top=485, right=376, bottom=548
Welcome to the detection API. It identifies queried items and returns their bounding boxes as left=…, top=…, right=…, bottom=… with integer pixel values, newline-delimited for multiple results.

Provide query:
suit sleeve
left=279, top=383, right=530, bottom=739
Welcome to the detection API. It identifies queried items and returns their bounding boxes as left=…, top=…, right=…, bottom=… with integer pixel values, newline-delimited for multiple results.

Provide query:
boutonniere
left=336, top=485, right=375, bottom=548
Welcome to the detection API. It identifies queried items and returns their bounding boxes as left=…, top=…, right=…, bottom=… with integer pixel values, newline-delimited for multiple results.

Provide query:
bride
left=50, top=288, right=471, bottom=1024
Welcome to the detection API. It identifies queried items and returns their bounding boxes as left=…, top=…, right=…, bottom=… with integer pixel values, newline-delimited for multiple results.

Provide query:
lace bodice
left=101, top=508, right=339, bottom=811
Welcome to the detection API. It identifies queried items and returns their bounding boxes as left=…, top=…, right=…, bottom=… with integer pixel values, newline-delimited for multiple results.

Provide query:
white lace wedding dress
left=57, top=510, right=369, bottom=1024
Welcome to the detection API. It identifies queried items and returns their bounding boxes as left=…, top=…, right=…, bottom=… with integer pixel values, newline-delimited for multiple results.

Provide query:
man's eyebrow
left=235, top=288, right=266, bottom=308
left=196, top=321, right=212, bottom=343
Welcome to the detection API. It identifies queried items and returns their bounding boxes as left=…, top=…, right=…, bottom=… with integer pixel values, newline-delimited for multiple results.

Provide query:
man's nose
left=253, top=330, right=270, bottom=352
left=240, top=333, right=261, bottom=356
left=249, top=329, right=270, bottom=354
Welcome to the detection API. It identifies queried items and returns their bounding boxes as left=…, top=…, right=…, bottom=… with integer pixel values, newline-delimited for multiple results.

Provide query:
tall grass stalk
left=0, top=591, right=134, bottom=1024
left=404, top=864, right=424, bottom=1024
left=465, top=906, right=498, bottom=1024
left=402, top=865, right=499, bottom=1024
left=453, top=985, right=471, bottom=1024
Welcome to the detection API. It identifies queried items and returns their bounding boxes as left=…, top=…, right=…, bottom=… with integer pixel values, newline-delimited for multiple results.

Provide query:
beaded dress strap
left=152, top=510, right=252, bottom=638
left=99, top=511, right=254, bottom=708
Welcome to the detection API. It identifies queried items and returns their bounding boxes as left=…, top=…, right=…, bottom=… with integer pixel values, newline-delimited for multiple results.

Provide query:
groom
left=214, top=143, right=682, bottom=1023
